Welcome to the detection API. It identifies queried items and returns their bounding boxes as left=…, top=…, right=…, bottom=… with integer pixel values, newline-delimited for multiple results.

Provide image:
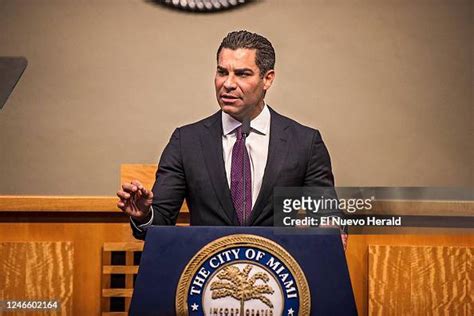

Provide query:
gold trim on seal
left=175, top=234, right=311, bottom=315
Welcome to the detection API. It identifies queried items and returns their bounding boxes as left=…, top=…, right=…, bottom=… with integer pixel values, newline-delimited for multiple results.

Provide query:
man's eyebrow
left=234, top=68, right=254, bottom=73
left=216, top=66, right=254, bottom=73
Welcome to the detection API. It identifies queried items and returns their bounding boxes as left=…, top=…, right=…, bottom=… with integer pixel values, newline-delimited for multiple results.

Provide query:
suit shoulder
left=271, top=108, right=321, bottom=138
left=176, top=111, right=220, bottom=133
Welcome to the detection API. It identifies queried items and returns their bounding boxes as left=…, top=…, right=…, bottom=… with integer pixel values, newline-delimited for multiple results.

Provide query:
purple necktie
left=231, top=126, right=252, bottom=225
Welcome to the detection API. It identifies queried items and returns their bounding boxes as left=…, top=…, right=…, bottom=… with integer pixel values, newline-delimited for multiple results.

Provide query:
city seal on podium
left=176, top=234, right=310, bottom=316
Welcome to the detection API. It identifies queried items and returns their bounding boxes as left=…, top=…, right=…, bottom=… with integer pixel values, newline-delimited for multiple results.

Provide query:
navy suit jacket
left=132, top=107, right=334, bottom=240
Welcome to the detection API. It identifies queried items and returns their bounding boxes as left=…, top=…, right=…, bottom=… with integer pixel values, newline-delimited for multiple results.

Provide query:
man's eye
left=217, top=70, right=227, bottom=76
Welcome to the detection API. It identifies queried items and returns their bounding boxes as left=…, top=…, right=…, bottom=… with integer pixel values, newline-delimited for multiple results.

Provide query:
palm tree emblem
left=210, top=264, right=274, bottom=316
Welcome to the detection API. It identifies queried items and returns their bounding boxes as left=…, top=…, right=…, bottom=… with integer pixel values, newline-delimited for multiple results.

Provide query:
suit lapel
left=250, top=108, right=290, bottom=224
left=200, top=112, right=237, bottom=225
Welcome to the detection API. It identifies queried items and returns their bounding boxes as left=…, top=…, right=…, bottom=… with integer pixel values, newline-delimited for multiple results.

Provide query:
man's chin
left=220, top=105, right=244, bottom=120
left=220, top=104, right=239, bottom=114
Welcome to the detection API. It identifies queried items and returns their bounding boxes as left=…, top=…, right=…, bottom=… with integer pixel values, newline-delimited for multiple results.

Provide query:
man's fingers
left=116, top=191, right=131, bottom=200
left=122, top=181, right=151, bottom=199
left=140, top=187, right=153, bottom=199
left=122, top=183, right=138, bottom=192
left=117, top=181, right=151, bottom=217
left=122, top=180, right=148, bottom=194
left=117, top=201, right=130, bottom=214
left=130, top=180, right=144, bottom=190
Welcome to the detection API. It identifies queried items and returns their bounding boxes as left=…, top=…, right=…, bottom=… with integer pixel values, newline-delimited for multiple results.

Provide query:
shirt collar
left=222, top=104, right=271, bottom=136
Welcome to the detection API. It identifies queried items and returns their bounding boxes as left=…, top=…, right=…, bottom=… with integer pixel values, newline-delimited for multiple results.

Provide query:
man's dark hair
left=217, top=30, right=275, bottom=77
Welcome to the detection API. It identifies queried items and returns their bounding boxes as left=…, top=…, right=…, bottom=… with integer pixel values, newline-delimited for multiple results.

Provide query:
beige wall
left=0, top=0, right=472, bottom=195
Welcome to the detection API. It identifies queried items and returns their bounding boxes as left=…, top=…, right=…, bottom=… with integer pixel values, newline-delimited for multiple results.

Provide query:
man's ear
left=263, top=70, right=275, bottom=91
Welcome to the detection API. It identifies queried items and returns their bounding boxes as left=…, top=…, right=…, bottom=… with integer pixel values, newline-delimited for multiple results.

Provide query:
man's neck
left=249, top=101, right=265, bottom=120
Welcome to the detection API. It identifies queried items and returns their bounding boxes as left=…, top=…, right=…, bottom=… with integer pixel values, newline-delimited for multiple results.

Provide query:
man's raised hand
left=117, top=180, right=153, bottom=223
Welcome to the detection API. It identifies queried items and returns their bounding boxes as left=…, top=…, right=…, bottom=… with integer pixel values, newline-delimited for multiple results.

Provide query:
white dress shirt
left=221, top=104, right=270, bottom=207
left=132, top=104, right=271, bottom=231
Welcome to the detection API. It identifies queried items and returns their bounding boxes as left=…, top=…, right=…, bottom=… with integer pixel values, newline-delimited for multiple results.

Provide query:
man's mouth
left=220, top=94, right=240, bottom=103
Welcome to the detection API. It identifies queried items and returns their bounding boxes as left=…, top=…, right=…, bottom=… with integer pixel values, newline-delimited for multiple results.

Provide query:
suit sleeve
left=131, top=128, right=186, bottom=240
left=304, top=130, right=347, bottom=233
left=303, top=130, right=335, bottom=187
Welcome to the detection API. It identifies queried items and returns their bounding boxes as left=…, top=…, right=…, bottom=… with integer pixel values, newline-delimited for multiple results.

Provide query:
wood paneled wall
left=0, top=223, right=134, bottom=315
left=348, top=234, right=473, bottom=315
left=368, top=245, right=472, bottom=315
left=0, top=242, right=73, bottom=315
left=0, top=196, right=136, bottom=315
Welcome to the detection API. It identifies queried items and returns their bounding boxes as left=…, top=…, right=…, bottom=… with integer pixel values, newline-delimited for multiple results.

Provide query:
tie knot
left=235, top=126, right=243, bottom=140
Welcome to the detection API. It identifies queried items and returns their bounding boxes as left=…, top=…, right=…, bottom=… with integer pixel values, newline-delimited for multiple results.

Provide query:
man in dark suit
left=117, top=30, right=339, bottom=243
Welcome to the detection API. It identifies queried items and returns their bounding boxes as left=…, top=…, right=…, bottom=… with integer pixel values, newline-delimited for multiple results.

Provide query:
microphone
left=241, top=117, right=251, bottom=138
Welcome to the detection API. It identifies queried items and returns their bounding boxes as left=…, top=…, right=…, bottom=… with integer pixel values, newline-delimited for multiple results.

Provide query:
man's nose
left=223, top=74, right=237, bottom=90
